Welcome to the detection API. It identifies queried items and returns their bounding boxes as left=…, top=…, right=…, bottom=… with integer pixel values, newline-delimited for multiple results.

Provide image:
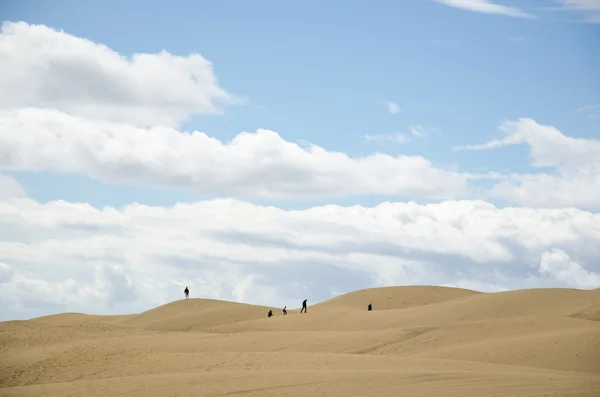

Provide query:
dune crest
left=315, top=285, right=480, bottom=310
left=2, top=286, right=599, bottom=396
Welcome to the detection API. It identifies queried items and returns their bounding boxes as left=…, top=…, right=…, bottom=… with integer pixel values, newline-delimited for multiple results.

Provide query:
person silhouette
left=368, top=303, right=372, bottom=311
left=300, top=299, right=307, bottom=313
left=282, top=306, right=287, bottom=315
left=268, top=310, right=273, bottom=318
left=184, top=286, right=189, bottom=299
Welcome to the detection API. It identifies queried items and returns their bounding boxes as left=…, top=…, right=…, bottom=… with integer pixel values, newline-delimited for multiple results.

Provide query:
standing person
left=268, top=310, right=273, bottom=318
left=282, top=306, right=287, bottom=315
left=184, top=286, right=189, bottom=299
left=300, top=299, right=307, bottom=313
left=368, top=303, right=372, bottom=311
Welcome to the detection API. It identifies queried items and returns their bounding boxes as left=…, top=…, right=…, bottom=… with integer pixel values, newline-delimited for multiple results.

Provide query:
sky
left=0, top=0, right=599, bottom=321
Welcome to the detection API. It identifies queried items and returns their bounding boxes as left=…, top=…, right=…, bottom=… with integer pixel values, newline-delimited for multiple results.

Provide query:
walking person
left=282, top=306, right=287, bottom=315
left=184, top=286, right=189, bottom=299
left=300, top=299, right=307, bottom=313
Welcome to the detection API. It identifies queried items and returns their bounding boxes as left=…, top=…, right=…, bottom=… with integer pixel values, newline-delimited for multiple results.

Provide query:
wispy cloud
left=453, top=122, right=524, bottom=151
left=385, top=101, right=401, bottom=115
left=409, top=124, right=439, bottom=138
left=453, top=136, right=521, bottom=151
left=363, top=124, right=435, bottom=145
left=410, top=126, right=425, bottom=138
left=552, top=0, right=600, bottom=23
left=577, top=104, right=600, bottom=114
left=435, top=0, right=536, bottom=19
left=578, top=104, right=600, bottom=128
left=362, top=133, right=409, bottom=145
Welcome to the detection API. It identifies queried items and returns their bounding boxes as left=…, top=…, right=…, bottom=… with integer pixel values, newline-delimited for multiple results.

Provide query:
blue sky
left=3, top=0, right=599, bottom=208
left=1, top=0, right=599, bottom=320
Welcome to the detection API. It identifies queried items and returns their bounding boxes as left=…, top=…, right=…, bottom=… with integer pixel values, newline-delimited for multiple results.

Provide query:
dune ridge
left=1, top=286, right=599, bottom=396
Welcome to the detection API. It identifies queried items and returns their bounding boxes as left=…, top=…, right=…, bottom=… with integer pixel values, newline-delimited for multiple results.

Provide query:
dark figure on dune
left=368, top=303, right=372, bottom=311
left=283, top=306, right=287, bottom=315
left=268, top=310, right=273, bottom=318
left=300, top=299, right=307, bottom=313
left=184, top=286, right=189, bottom=299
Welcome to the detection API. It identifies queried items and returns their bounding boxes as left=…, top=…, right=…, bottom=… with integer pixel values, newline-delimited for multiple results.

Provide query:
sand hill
left=1, top=286, right=599, bottom=396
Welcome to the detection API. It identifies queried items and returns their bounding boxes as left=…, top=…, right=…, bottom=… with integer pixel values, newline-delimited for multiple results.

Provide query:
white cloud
left=0, top=108, right=470, bottom=200
left=409, top=125, right=426, bottom=138
left=0, top=173, right=26, bottom=200
left=553, top=0, right=600, bottom=23
left=1, top=19, right=599, bottom=323
left=409, top=124, right=440, bottom=138
left=455, top=118, right=600, bottom=209
left=434, top=0, right=535, bottom=18
left=361, top=125, right=434, bottom=146
left=538, top=249, right=600, bottom=289
left=454, top=118, right=600, bottom=169
left=578, top=104, right=600, bottom=128
left=578, top=104, right=600, bottom=113
left=385, top=101, right=400, bottom=115
left=0, top=21, right=241, bottom=127
left=362, top=133, right=409, bottom=145
left=489, top=170, right=600, bottom=209
left=0, top=262, right=13, bottom=284
left=453, top=135, right=522, bottom=151
left=1, top=195, right=599, bottom=320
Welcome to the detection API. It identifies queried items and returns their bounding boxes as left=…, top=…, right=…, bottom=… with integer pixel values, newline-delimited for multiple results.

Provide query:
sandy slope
left=1, top=286, right=599, bottom=396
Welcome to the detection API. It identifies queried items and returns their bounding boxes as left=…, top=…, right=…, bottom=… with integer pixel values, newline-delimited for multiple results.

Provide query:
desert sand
left=1, top=286, right=599, bottom=396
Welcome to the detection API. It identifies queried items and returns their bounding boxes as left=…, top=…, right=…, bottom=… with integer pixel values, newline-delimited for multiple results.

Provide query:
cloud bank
left=0, top=108, right=469, bottom=200
left=0, top=20, right=599, bottom=321
left=1, top=192, right=599, bottom=320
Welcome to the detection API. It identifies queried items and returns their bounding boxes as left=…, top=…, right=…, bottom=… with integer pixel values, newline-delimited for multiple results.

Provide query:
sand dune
left=119, top=298, right=279, bottom=331
left=314, top=285, right=480, bottom=310
left=1, top=286, right=599, bottom=396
